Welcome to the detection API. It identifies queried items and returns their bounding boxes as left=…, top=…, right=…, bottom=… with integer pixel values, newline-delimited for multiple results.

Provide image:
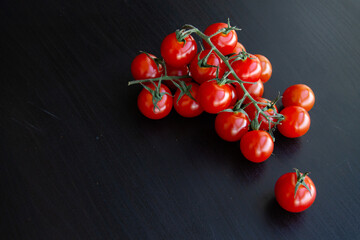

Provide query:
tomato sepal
left=141, top=81, right=173, bottom=111
left=294, top=168, right=312, bottom=197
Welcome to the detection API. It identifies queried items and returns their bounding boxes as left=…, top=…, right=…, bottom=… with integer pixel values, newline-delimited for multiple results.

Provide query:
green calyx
left=294, top=168, right=312, bottom=198
left=141, top=81, right=172, bottom=112
left=171, top=80, right=196, bottom=104
left=139, top=50, right=163, bottom=72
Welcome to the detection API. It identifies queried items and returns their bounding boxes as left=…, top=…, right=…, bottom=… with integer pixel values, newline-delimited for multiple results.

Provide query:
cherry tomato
left=131, top=53, right=163, bottom=80
left=229, top=54, right=262, bottom=83
left=228, top=84, right=238, bottom=106
left=235, top=80, right=264, bottom=101
left=203, top=23, right=238, bottom=56
left=174, top=83, right=203, bottom=118
left=254, top=54, right=272, bottom=83
left=165, top=64, right=192, bottom=91
left=190, top=50, right=226, bottom=84
left=282, top=84, right=315, bottom=111
left=275, top=169, right=316, bottom=213
left=137, top=84, right=173, bottom=120
left=245, top=97, right=278, bottom=131
left=231, top=42, right=246, bottom=55
left=278, top=106, right=310, bottom=138
left=161, top=32, right=197, bottom=68
left=240, top=130, right=274, bottom=163
left=198, top=81, right=232, bottom=114
left=215, top=111, right=249, bottom=142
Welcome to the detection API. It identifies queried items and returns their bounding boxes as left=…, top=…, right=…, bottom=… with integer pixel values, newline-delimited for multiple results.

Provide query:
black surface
left=2, top=0, right=360, bottom=239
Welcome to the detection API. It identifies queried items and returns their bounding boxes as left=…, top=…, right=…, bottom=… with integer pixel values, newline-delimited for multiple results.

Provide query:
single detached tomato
left=137, top=84, right=173, bottom=120
left=203, top=23, right=238, bottom=56
left=275, top=169, right=316, bottom=213
left=131, top=53, right=163, bottom=80
left=165, top=64, right=192, bottom=91
left=174, top=83, right=203, bottom=118
left=240, top=130, right=274, bottom=163
left=245, top=97, right=278, bottom=131
left=198, top=81, right=232, bottom=114
left=215, top=111, right=249, bottom=142
left=228, top=84, right=238, bottom=106
left=161, top=32, right=197, bottom=67
left=254, top=54, right=272, bottom=83
left=231, top=42, right=246, bottom=55
left=190, top=50, right=226, bottom=84
left=229, top=54, right=262, bottom=83
left=278, top=106, right=311, bottom=138
left=235, top=80, right=264, bottom=100
left=282, top=84, right=315, bottom=111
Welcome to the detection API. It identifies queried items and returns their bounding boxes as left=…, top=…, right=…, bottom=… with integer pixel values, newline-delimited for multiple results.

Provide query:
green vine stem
left=128, top=22, right=284, bottom=136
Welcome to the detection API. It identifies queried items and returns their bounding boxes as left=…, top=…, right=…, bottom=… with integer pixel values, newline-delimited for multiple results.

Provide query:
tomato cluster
left=129, top=21, right=316, bottom=212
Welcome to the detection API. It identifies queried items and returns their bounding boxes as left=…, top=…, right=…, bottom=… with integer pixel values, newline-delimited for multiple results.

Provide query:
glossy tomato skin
left=229, top=54, right=262, bottom=83
left=232, top=42, right=246, bottom=55
left=278, top=106, right=311, bottom=138
left=282, top=84, right=315, bottom=111
left=240, top=130, right=274, bottom=163
left=245, top=97, right=278, bottom=131
left=131, top=53, right=163, bottom=80
left=161, top=32, right=197, bottom=68
left=235, top=80, right=264, bottom=101
left=137, top=84, right=173, bottom=120
left=165, top=64, right=192, bottom=91
left=228, top=84, right=238, bottom=106
left=198, top=81, right=232, bottom=114
left=215, top=111, right=249, bottom=142
left=190, top=50, right=226, bottom=84
left=174, top=83, right=203, bottom=118
left=275, top=172, right=316, bottom=213
left=203, top=23, right=238, bottom=56
left=254, top=54, right=272, bottom=83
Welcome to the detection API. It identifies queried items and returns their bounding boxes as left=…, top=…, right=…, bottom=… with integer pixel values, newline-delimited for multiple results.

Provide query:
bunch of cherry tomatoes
left=129, top=21, right=316, bottom=212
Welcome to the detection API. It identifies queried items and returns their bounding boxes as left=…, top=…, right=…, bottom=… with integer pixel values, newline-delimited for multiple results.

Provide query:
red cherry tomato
left=245, top=97, right=278, bottom=131
left=282, top=84, right=315, bottom=111
left=131, top=53, right=163, bottom=80
left=198, top=81, right=232, bottom=114
left=137, top=84, right=173, bottom=120
left=235, top=80, right=264, bottom=101
left=215, top=111, right=249, bottom=142
left=161, top=32, right=197, bottom=68
left=228, top=84, right=238, bottom=106
left=240, top=130, right=274, bottom=163
left=165, top=64, right=192, bottom=91
left=232, top=42, right=246, bottom=55
left=278, top=106, right=310, bottom=138
left=254, top=54, right=272, bottom=83
left=203, top=23, right=238, bottom=56
left=275, top=169, right=316, bottom=213
left=229, top=54, right=262, bottom=83
left=190, top=50, right=226, bottom=84
left=174, top=83, right=203, bottom=118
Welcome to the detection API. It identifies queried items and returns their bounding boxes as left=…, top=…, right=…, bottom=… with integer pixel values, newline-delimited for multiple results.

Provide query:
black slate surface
left=2, top=0, right=360, bottom=239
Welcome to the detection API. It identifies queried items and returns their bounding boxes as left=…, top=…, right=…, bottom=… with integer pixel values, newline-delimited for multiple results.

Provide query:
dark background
left=1, top=0, right=360, bottom=239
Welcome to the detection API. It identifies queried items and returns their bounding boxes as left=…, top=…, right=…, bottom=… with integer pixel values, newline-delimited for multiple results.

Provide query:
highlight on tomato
left=235, top=80, right=264, bottom=101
